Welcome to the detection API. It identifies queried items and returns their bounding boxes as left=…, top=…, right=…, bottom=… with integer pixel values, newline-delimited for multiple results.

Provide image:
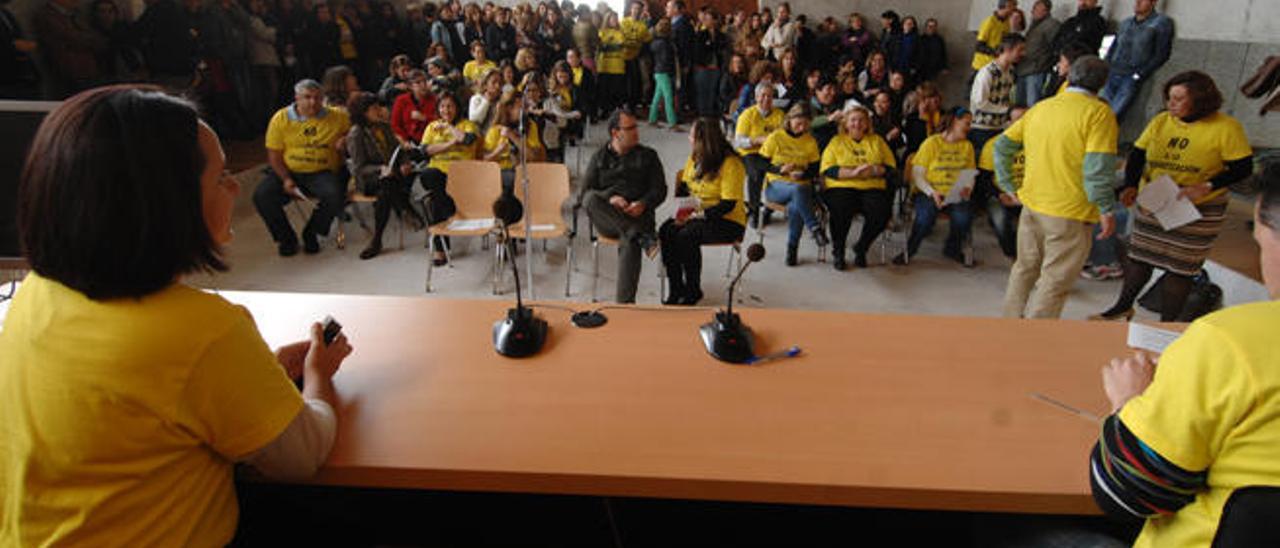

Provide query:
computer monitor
left=0, top=100, right=59, bottom=260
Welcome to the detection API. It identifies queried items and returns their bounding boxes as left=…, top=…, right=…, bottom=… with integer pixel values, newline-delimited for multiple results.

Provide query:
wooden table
left=228, top=290, right=1127, bottom=516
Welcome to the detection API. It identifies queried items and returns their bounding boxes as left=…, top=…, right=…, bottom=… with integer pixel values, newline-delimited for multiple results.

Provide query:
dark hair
left=997, top=34, right=1025, bottom=53
left=1069, top=55, right=1109, bottom=93
left=19, top=86, right=224, bottom=300
left=1163, top=70, right=1224, bottom=122
left=321, top=64, right=355, bottom=105
left=608, top=108, right=635, bottom=135
left=436, top=92, right=460, bottom=121
left=1058, top=41, right=1093, bottom=64
left=748, top=60, right=779, bottom=84
left=1258, top=162, right=1280, bottom=231
left=346, top=91, right=381, bottom=126
left=690, top=118, right=736, bottom=180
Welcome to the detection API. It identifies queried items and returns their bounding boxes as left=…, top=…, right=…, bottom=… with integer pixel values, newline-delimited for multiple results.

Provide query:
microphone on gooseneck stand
left=700, top=243, right=766, bottom=364
left=492, top=192, right=548, bottom=358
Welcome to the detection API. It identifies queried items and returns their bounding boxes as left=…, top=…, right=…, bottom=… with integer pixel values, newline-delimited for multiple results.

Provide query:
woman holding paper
left=659, top=118, right=747, bottom=305
left=894, top=107, right=977, bottom=266
left=1093, top=71, right=1253, bottom=322
left=820, top=106, right=897, bottom=271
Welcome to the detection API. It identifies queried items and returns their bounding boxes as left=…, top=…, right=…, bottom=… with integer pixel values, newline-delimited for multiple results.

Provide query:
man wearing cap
left=994, top=56, right=1119, bottom=318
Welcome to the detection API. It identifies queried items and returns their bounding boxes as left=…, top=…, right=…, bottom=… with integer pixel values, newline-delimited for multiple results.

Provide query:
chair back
left=513, top=162, right=570, bottom=226
left=446, top=160, right=504, bottom=220
left=1211, top=486, right=1280, bottom=547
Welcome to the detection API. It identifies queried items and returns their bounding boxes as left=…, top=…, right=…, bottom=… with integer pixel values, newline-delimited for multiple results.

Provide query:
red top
left=390, top=92, right=438, bottom=142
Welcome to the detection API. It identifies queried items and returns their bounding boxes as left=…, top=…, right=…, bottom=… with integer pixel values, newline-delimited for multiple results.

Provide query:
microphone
left=491, top=192, right=547, bottom=358
left=700, top=243, right=766, bottom=364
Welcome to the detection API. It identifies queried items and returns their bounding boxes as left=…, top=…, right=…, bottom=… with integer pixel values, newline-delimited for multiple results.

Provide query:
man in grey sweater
left=1016, top=0, right=1060, bottom=107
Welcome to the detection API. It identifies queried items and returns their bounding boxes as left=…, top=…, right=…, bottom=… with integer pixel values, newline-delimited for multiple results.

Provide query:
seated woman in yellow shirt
left=660, top=118, right=748, bottom=306
left=761, top=102, right=829, bottom=266
left=820, top=106, right=897, bottom=270
left=482, top=91, right=546, bottom=193
left=419, top=92, right=480, bottom=266
left=0, top=86, right=353, bottom=546
left=896, top=108, right=977, bottom=266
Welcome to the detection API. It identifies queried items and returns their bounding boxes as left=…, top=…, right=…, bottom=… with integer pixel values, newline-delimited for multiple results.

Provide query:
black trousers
left=418, top=168, right=457, bottom=250
left=823, top=187, right=891, bottom=259
left=252, top=168, right=345, bottom=244
left=742, top=153, right=770, bottom=216
left=365, top=174, right=418, bottom=247
left=659, top=217, right=745, bottom=296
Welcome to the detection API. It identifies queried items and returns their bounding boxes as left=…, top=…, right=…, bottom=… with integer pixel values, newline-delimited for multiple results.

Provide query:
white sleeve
left=970, top=68, right=996, bottom=113
left=469, top=96, right=489, bottom=125
left=241, top=398, right=337, bottom=481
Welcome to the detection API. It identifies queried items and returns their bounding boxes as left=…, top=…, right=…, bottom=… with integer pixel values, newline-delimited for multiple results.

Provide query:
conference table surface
left=217, top=290, right=1138, bottom=516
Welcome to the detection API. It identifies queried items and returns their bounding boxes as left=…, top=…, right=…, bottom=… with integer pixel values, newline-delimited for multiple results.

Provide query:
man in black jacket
left=578, top=110, right=667, bottom=303
left=666, top=0, right=693, bottom=116
left=1051, top=0, right=1107, bottom=55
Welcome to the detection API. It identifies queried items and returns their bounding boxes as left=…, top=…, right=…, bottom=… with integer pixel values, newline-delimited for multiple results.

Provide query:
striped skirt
left=1128, top=193, right=1229, bottom=276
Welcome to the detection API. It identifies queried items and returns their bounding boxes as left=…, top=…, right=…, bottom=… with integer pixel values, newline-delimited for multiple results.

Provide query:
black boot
left=832, top=250, right=847, bottom=271
left=785, top=245, right=798, bottom=267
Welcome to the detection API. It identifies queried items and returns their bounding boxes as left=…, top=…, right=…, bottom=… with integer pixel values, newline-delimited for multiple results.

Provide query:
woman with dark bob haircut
left=1092, top=71, right=1254, bottom=321
left=1, top=85, right=353, bottom=545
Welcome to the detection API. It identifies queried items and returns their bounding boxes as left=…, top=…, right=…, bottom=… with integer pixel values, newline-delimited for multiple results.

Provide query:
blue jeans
left=1016, top=72, right=1049, bottom=107
left=1101, top=71, right=1141, bottom=120
left=1087, top=207, right=1131, bottom=266
left=764, top=181, right=820, bottom=247
left=908, top=194, right=973, bottom=257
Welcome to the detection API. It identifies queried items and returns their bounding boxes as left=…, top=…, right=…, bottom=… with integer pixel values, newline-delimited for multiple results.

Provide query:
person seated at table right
left=762, top=102, right=829, bottom=267
left=660, top=118, right=748, bottom=306
left=253, top=78, right=351, bottom=256
left=821, top=106, right=896, bottom=271
left=894, top=108, right=977, bottom=266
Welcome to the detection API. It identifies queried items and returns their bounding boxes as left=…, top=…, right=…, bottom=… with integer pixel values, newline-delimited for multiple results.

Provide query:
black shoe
left=785, top=245, right=798, bottom=267
left=833, top=256, right=847, bottom=271
left=853, top=253, right=868, bottom=268
left=747, top=210, right=759, bottom=230
left=892, top=252, right=909, bottom=266
left=302, top=230, right=320, bottom=254
left=359, top=243, right=381, bottom=260
left=432, top=252, right=448, bottom=267
left=680, top=288, right=703, bottom=305
left=761, top=210, right=773, bottom=227
left=278, top=239, right=299, bottom=257
left=811, top=227, right=829, bottom=248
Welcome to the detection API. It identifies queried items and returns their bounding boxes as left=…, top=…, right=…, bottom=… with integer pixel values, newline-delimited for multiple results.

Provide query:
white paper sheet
left=1136, top=175, right=1202, bottom=230
left=528, top=224, right=557, bottom=232
left=943, top=169, right=979, bottom=205
left=1127, top=322, right=1182, bottom=354
left=446, top=218, right=495, bottom=231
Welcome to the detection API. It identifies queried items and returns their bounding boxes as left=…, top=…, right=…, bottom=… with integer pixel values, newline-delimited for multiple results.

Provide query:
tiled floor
left=200, top=121, right=1266, bottom=321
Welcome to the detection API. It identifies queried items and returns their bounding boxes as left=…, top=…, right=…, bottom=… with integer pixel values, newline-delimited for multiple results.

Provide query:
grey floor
left=195, top=121, right=1152, bottom=321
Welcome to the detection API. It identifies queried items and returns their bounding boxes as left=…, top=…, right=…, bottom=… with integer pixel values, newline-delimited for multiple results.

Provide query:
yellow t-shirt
left=0, top=274, right=302, bottom=546
left=597, top=28, right=626, bottom=75
left=1119, top=300, right=1280, bottom=548
left=421, top=119, right=479, bottom=173
left=483, top=124, right=544, bottom=170
left=336, top=17, right=358, bottom=60
left=265, top=105, right=351, bottom=173
left=620, top=17, right=651, bottom=60
left=1002, top=90, right=1118, bottom=222
left=980, top=136, right=1024, bottom=188
left=463, top=59, right=496, bottom=86
left=759, top=129, right=820, bottom=188
left=820, top=132, right=898, bottom=190
left=680, top=155, right=748, bottom=227
left=913, top=134, right=976, bottom=195
left=734, top=105, right=784, bottom=155
left=571, top=66, right=584, bottom=86
left=971, top=15, right=1008, bottom=71
left=1135, top=111, right=1253, bottom=204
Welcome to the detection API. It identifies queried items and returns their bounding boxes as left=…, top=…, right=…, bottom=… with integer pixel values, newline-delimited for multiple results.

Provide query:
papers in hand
left=943, top=169, right=978, bottom=205
left=1136, top=175, right=1202, bottom=231
left=446, top=218, right=495, bottom=231
left=1127, top=322, right=1182, bottom=354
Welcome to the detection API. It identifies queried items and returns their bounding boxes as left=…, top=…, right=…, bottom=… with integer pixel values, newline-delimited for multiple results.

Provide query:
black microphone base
left=699, top=311, right=754, bottom=364
left=493, top=307, right=548, bottom=358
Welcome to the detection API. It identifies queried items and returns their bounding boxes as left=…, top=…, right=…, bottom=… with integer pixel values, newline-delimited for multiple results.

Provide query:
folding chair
left=509, top=163, right=574, bottom=297
left=425, top=160, right=504, bottom=293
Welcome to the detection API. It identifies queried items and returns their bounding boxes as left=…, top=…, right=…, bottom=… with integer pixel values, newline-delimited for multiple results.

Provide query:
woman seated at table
left=347, top=92, right=425, bottom=260
left=821, top=106, right=897, bottom=270
left=482, top=91, right=545, bottom=193
left=0, top=86, right=353, bottom=545
left=419, top=92, right=479, bottom=266
left=894, top=107, right=976, bottom=266
left=1093, top=71, right=1254, bottom=322
left=660, top=118, right=748, bottom=306
left=761, top=102, right=829, bottom=267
